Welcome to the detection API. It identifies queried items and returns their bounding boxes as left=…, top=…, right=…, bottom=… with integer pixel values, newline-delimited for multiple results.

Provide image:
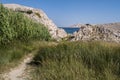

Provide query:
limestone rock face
left=3, top=4, right=67, bottom=40
left=72, top=24, right=120, bottom=43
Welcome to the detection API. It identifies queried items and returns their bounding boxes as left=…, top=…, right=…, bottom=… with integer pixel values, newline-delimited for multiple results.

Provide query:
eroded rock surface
left=72, top=23, right=120, bottom=43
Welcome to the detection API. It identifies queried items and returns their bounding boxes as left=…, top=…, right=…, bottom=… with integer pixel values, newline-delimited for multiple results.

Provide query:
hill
left=3, top=4, right=67, bottom=41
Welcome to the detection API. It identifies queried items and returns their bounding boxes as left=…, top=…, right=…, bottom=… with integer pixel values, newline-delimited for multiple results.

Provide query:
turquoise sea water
left=60, top=27, right=80, bottom=34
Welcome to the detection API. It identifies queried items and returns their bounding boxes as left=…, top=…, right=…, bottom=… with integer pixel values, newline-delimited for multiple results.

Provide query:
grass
left=31, top=41, right=120, bottom=80
left=1, top=3, right=120, bottom=80
left=0, top=41, right=37, bottom=72
left=0, top=4, right=51, bottom=74
left=0, top=41, right=32, bottom=73
left=0, top=4, right=51, bottom=45
left=0, top=40, right=56, bottom=74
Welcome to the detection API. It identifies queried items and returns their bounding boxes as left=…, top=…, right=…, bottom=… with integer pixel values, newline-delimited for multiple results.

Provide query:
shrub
left=15, top=8, right=33, bottom=14
left=0, top=4, right=50, bottom=44
left=35, top=12, right=41, bottom=18
left=26, top=10, right=33, bottom=14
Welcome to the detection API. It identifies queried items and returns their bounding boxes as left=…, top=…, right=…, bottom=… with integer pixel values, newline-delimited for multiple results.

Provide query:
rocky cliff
left=3, top=4, right=67, bottom=40
left=71, top=23, right=120, bottom=43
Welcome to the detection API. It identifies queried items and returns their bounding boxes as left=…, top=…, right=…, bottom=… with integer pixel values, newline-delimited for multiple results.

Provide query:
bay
left=59, top=27, right=80, bottom=34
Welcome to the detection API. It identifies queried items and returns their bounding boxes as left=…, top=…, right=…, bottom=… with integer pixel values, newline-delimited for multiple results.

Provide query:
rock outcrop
left=71, top=23, right=120, bottom=43
left=3, top=4, right=67, bottom=40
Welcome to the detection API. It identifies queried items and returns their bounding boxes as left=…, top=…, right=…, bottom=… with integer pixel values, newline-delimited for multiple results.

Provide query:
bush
left=26, top=10, right=33, bottom=14
left=0, top=4, right=50, bottom=44
left=35, top=12, right=41, bottom=18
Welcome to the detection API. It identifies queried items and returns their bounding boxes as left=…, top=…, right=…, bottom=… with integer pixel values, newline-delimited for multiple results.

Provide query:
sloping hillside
left=4, top=4, right=67, bottom=41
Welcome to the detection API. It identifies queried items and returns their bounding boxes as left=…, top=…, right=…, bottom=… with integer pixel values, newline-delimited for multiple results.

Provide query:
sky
left=1, top=0, right=120, bottom=27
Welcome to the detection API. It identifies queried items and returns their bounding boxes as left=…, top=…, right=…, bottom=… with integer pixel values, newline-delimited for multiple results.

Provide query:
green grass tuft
left=0, top=4, right=51, bottom=45
left=0, top=4, right=51, bottom=74
left=32, top=41, right=120, bottom=80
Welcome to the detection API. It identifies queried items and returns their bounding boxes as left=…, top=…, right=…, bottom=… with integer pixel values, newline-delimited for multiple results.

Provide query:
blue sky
left=1, top=0, right=120, bottom=27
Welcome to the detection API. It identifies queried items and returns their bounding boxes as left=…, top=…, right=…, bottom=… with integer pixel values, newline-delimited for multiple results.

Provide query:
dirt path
left=3, top=53, right=33, bottom=80
left=2, top=42, right=58, bottom=80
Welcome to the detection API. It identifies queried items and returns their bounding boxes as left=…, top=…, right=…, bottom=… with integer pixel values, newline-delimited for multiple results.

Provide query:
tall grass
left=0, top=4, right=51, bottom=74
left=0, top=4, right=50, bottom=44
left=32, top=41, right=120, bottom=80
left=0, top=41, right=32, bottom=73
left=0, top=41, right=54, bottom=73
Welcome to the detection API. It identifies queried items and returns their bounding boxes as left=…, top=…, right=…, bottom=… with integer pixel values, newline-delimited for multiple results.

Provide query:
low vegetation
left=1, top=3, right=120, bottom=80
left=0, top=4, right=50, bottom=45
left=32, top=41, right=120, bottom=80
left=0, top=4, right=50, bottom=73
left=0, top=41, right=33, bottom=73
left=35, top=12, right=41, bottom=18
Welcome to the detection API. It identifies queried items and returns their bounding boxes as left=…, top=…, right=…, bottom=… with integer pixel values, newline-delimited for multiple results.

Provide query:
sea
left=59, top=27, right=80, bottom=34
